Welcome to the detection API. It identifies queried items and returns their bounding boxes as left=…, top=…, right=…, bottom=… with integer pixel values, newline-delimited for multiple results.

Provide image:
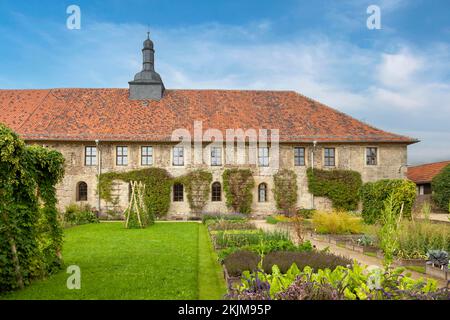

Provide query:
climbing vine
left=273, top=169, right=298, bottom=215
left=222, top=168, right=255, bottom=214
left=176, top=170, right=212, bottom=214
left=99, top=168, right=172, bottom=219
left=0, top=124, right=65, bottom=292
left=307, top=167, right=362, bottom=211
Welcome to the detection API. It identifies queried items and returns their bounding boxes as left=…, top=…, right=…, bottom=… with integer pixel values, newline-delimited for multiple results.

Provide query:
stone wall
left=29, top=141, right=408, bottom=217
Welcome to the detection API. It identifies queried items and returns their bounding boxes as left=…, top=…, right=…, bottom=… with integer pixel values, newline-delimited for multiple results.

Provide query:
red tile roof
left=0, top=88, right=417, bottom=143
left=407, top=161, right=450, bottom=184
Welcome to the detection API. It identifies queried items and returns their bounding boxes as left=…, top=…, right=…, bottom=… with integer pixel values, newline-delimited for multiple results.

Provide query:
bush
left=273, top=169, right=298, bottom=215
left=312, top=211, right=363, bottom=234
left=432, top=164, right=450, bottom=211
left=307, top=168, right=362, bottom=211
left=360, top=179, right=416, bottom=224
left=396, top=220, right=450, bottom=259
left=297, top=208, right=316, bottom=219
left=262, top=251, right=352, bottom=273
left=224, top=250, right=260, bottom=277
left=64, top=203, right=99, bottom=226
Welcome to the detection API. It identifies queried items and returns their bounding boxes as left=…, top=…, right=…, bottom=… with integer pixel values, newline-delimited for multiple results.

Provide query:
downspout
left=311, top=140, right=317, bottom=209
left=95, top=139, right=101, bottom=216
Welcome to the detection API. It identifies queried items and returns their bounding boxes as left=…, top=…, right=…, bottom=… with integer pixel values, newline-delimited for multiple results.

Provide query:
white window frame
left=258, top=147, right=269, bottom=167
left=141, top=146, right=153, bottom=166
left=116, top=146, right=128, bottom=166
left=172, top=146, right=184, bottom=166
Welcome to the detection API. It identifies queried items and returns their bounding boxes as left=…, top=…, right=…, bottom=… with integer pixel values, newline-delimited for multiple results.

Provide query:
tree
left=432, top=164, right=450, bottom=211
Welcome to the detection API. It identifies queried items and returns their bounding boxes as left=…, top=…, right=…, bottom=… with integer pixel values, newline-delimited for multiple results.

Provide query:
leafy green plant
left=202, top=213, right=246, bottom=224
left=64, top=203, right=99, bottom=226
left=421, top=201, right=431, bottom=220
left=273, top=169, right=298, bottom=215
left=431, top=164, right=450, bottom=211
left=222, top=169, right=255, bottom=214
left=357, top=235, right=375, bottom=247
left=427, top=250, right=449, bottom=267
left=207, top=220, right=256, bottom=231
left=175, top=170, right=212, bottom=213
left=312, top=210, right=363, bottom=234
left=0, top=124, right=65, bottom=292
left=297, top=208, right=316, bottom=219
left=307, top=168, right=362, bottom=211
left=213, top=230, right=290, bottom=249
left=379, top=194, right=401, bottom=268
left=223, top=250, right=260, bottom=276
left=360, top=179, right=416, bottom=224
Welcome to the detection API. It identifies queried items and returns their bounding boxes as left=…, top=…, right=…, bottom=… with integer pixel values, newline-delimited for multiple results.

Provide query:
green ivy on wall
left=307, top=167, right=362, bottom=211
left=222, top=168, right=255, bottom=214
left=0, top=124, right=65, bottom=292
left=273, top=169, right=298, bottom=215
left=175, top=169, right=212, bottom=214
left=99, top=168, right=172, bottom=219
left=360, top=179, right=416, bottom=224
left=431, top=164, right=450, bottom=212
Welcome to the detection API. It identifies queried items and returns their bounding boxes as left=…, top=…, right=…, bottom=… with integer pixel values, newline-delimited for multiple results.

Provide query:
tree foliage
left=360, top=179, right=416, bottom=224
left=431, top=164, right=450, bottom=211
left=0, top=124, right=65, bottom=292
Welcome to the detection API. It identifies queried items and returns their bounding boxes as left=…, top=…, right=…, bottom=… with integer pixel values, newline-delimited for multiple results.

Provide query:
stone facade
left=29, top=140, right=408, bottom=218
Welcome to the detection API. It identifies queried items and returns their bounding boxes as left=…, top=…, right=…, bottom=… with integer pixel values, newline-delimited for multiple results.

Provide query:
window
left=76, top=182, right=88, bottom=201
left=173, top=147, right=184, bottom=166
left=141, top=146, right=153, bottom=166
left=173, top=183, right=184, bottom=202
left=366, top=147, right=377, bottom=166
left=294, top=147, right=305, bottom=166
left=211, top=147, right=222, bottom=166
left=211, top=182, right=221, bottom=201
left=258, top=183, right=267, bottom=202
left=258, top=147, right=269, bottom=167
left=324, top=148, right=335, bottom=167
left=116, top=146, right=128, bottom=166
left=85, top=146, right=97, bottom=166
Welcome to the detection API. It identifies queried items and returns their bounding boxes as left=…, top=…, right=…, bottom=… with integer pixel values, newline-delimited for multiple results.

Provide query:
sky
left=0, top=0, right=449, bottom=165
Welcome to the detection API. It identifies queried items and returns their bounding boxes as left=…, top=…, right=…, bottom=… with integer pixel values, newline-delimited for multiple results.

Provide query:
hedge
left=360, top=179, right=416, bottom=224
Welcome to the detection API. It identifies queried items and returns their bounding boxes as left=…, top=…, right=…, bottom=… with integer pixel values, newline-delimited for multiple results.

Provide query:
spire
left=128, top=33, right=165, bottom=101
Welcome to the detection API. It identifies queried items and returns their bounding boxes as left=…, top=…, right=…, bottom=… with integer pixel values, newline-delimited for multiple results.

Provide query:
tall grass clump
left=312, top=211, right=363, bottom=235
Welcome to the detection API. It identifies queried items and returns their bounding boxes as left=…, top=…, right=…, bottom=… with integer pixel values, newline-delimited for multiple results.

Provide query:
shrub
left=396, top=220, right=450, bottom=259
left=312, top=211, right=363, bottom=234
left=222, top=169, right=255, bottom=214
left=297, top=208, right=316, bottom=219
left=262, top=251, right=352, bottom=273
left=64, top=203, right=99, bottom=226
left=432, top=164, right=450, bottom=211
left=360, top=179, right=416, bottom=224
left=224, top=250, right=260, bottom=277
left=307, top=168, right=362, bottom=211
left=273, top=169, right=298, bottom=215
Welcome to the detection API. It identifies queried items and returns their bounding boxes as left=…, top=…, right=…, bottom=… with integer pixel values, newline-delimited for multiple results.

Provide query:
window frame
left=258, top=147, right=270, bottom=167
left=211, top=182, right=221, bottom=202
left=258, top=183, right=267, bottom=202
left=172, top=146, right=184, bottom=166
left=76, top=181, right=88, bottom=201
left=141, top=146, right=153, bottom=166
left=366, top=147, right=378, bottom=166
left=323, top=147, right=336, bottom=167
left=210, top=146, right=222, bottom=166
left=84, top=146, right=97, bottom=166
left=294, top=147, right=305, bottom=166
left=173, top=183, right=184, bottom=202
left=116, top=146, right=128, bottom=166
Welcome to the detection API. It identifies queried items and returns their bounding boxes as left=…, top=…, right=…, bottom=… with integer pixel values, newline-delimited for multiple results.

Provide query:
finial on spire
left=147, top=31, right=150, bottom=40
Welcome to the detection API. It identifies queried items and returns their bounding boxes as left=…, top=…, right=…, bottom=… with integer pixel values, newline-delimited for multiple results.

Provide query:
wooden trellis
left=124, top=181, right=147, bottom=228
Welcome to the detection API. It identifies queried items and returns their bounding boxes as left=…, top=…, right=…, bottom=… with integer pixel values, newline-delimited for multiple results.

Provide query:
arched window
left=76, top=182, right=88, bottom=201
left=258, top=183, right=267, bottom=202
left=211, top=182, right=221, bottom=202
left=173, top=183, right=184, bottom=202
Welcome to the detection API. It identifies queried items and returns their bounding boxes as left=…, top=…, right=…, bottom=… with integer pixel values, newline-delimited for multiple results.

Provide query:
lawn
left=1, top=222, right=226, bottom=300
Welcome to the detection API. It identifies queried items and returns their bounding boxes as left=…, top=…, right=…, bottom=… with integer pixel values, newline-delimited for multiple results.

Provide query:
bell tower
left=129, top=32, right=165, bottom=100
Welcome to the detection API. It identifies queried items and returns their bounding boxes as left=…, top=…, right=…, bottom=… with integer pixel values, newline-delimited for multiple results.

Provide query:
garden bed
left=425, top=264, right=449, bottom=280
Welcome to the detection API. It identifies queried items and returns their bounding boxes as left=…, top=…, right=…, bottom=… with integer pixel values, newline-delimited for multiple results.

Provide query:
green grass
left=364, top=251, right=378, bottom=258
left=266, top=216, right=279, bottom=224
left=1, top=222, right=226, bottom=300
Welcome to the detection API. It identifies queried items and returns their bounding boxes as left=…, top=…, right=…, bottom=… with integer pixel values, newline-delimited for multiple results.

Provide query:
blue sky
left=0, top=0, right=449, bottom=164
